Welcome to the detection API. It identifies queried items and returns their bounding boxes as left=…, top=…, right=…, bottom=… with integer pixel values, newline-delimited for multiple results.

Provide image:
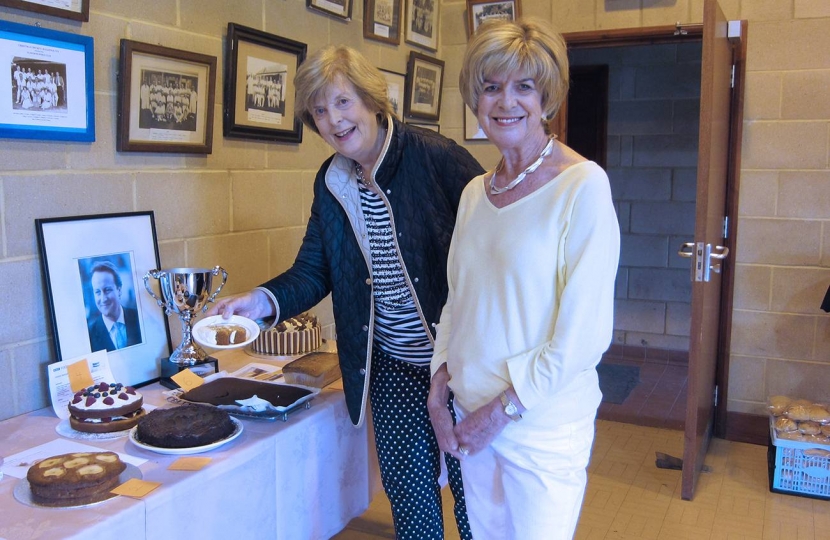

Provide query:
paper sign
left=168, top=457, right=212, bottom=471
left=171, top=368, right=204, bottom=392
left=67, top=360, right=94, bottom=392
left=47, top=351, right=115, bottom=419
left=111, top=478, right=161, bottom=498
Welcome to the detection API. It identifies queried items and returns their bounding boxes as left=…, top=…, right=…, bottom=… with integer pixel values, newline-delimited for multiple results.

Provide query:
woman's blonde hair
left=459, top=18, right=569, bottom=134
left=294, top=45, right=393, bottom=133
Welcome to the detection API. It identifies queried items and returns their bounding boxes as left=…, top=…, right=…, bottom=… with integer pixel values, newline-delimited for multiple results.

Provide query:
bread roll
left=775, top=417, right=798, bottom=433
left=799, top=420, right=822, bottom=435
left=808, top=405, right=830, bottom=423
left=768, top=395, right=791, bottom=416
left=786, top=404, right=811, bottom=422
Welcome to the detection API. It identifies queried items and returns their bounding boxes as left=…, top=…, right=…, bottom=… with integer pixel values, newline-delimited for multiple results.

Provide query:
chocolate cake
left=252, top=312, right=321, bottom=355
left=136, top=405, right=236, bottom=448
left=180, top=378, right=313, bottom=408
left=27, top=452, right=126, bottom=504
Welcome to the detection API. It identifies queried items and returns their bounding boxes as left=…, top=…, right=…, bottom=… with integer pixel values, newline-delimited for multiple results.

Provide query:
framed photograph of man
left=405, top=0, right=438, bottom=51
left=404, top=52, right=443, bottom=122
left=224, top=23, right=306, bottom=143
left=0, top=20, right=94, bottom=142
left=466, top=0, right=520, bottom=37
left=0, top=0, right=89, bottom=22
left=380, top=68, right=405, bottom=120
left=363, top=0, right=402, bottom=46
left=117, top=40, right=216, bottom=153
left=35, top=212, right=172, bottom=387
left=306, top=0, right=352, bottom=20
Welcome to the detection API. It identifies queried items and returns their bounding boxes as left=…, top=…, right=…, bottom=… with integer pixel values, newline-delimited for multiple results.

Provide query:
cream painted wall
left=1, top=0, right=829, bottom=423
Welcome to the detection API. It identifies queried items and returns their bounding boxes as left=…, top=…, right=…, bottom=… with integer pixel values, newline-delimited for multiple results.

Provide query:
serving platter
left=128, top=416, right=243, bottom=455
left=14, top=463, right=142, bottom=509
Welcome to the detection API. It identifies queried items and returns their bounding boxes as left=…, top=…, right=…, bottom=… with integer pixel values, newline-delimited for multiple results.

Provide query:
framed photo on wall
left=0, top=0, right=89, bottom=21
left=36, top=212, right=172, bottom=387
left=466, top=0, right=520, bottom=37
left=405, top=0, right=438, bottom=51
left=0, top=20, right=94, bottom=142
left=464, top=105, right=487, bottom=140
left=307, top=0, right=353, bottom=20
left=364, top=0, right=402, bottom=45
left=404, top=52, right=443, bottom=122
left=117, top=39, right=216, bottom=153
left=224, top=23, right=307, bottom=143
left=380, top=68, right=405, bottom=120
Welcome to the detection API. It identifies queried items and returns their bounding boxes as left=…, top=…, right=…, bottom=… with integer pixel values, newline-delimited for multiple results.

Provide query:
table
left=0, top=348, right=373, bottom=540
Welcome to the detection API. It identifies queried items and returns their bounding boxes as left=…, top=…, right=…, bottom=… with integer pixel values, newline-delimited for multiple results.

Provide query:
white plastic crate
left=769, top=421, right=830, bottom=500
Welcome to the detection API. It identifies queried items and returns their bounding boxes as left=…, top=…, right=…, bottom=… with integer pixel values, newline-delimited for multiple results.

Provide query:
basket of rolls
left=767, top=395, right=830, bottom=499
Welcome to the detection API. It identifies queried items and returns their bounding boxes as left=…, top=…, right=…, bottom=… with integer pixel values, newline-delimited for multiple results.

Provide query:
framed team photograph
left=224, top=23, right=306, bottom=143
left=307, top=0, right=352, bottom=20
left=0, top=0, right=89, bottom=21
left=117, top=39, right=216, bottom=153
left=380, top=68, right=405, bottom=120
left=36, top=211, right=172, bottom=387
left=466, top=0, right=520, bottom=37
left=0, top=20, right=95, bottom=142
left=405, top=0, right=438, bottom=51
left=363, top=0, right=402, bottom=46
left=464, top=104, right=487, bottom=140
left=404, top=52, right=443, bottom=122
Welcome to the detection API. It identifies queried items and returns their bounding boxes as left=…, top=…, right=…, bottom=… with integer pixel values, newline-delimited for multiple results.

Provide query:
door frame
left=559, top=22, right=746, bottom=442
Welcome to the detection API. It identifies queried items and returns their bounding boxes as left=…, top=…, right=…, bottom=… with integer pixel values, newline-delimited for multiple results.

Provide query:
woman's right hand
left=428, top=364, right=465, bottom=460
left=205, top=289, right=275, bottom=321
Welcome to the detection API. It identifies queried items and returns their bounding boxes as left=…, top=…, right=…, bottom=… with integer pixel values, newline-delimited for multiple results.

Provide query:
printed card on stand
left=47, top=351, right=115, bottom=419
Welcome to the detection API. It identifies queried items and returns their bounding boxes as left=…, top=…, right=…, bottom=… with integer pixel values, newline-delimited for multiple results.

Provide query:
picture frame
left=0, top=0, right=89, bottom=22
left=306, top=0, right=352, bottom=20
left=117, top=40, right=216, bottom=154
left=380, top=68, right=405, bottom=120
left=466, top=0, right=521, bottom=37
left=0, top=20, right=94, bottom=142
left=405, top=0, right=439, bottom=51
left=224, top=23, right=306, bottom=143
left=35, top=211, right=173, bottom=387
left=404, top=51, right=443, bottom=122
left=408, top=121, right=439, bottom=133
left=464, top=105, right=487, bottom=140
left=363, top=0, right=402, bottom=46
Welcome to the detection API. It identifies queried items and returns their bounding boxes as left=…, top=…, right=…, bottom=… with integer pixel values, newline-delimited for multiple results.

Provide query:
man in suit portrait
left=87, top=261, right=142, bottom=352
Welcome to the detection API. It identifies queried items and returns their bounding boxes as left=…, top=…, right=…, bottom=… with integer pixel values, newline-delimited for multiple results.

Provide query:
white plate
left=14, top=463, right=142, bottom=509
left=128, top=416, right=243, bottom=455
left=55, top=419, right=131, bottom=441
left=192, top=315, right=260, bottom=350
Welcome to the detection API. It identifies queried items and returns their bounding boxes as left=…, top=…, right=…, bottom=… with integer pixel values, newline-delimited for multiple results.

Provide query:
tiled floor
left=334, top=420, right=830, bottom=540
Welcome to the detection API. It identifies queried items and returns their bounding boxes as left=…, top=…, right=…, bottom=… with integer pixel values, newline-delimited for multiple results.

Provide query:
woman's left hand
left=453, top=398, right=511, bottom=457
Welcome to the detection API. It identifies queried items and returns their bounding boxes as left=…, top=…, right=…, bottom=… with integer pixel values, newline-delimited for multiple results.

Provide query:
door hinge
left=723, top=216, right=729, bottom=239
left=730, top=64, right=735, bottom=88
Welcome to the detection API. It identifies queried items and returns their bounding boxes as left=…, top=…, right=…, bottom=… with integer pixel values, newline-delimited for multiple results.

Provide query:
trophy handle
left=143, top=269, right=172, bottom=315
left=203, top=265, right=228, bottom=313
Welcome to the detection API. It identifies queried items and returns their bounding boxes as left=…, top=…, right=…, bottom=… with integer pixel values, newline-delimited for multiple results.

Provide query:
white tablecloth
left=0, top=349, right=372, bottom=540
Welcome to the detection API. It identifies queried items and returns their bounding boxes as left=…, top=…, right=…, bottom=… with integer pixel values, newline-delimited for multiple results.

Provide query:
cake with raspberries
left=27, top=451, right=126, bottom=505
left=251, top=312, right=321, bottom=356
left=68, top=382, right=145, bottom=433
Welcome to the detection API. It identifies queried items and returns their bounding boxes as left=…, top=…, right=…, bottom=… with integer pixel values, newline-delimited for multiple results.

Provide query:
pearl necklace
left=490, top=136, right=556, bottom=195
left=354, top=162, right=373, bottom=188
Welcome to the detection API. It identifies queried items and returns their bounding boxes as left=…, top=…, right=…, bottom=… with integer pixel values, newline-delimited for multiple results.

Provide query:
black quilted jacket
left=260, top=117, right=484, bottom=426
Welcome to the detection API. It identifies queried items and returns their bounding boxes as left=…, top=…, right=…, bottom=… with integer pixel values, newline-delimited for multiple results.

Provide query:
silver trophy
left=143, top=266, right=227, bottom=365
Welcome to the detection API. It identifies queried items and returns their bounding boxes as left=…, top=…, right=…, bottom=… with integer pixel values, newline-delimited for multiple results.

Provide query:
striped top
left=358, top=183, right=433, bottom=365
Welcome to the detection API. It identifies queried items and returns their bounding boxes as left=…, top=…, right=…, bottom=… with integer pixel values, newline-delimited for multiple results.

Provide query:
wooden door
left=681, top=0, right=733, bottom=501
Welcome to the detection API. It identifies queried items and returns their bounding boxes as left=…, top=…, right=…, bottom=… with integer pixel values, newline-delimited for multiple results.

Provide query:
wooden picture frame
left=224, top=23, right=307, bottom=143
left=404, top=52, right=443, bottom=122
left=307, top=0, right=352, bottom=21
left=380, top=68, right=405, bottom=120
left=36, top=211, right=172, bottom=387
left=464, top=105, right=487, bottom=140
left=363, top=0, right=402, bottom=45
left=117, top=40, right=216, bottom=154
left=466, top=0, right=520, bottom=37
left=0, top=0, right=89, bottom=21
left=0, top=20, right=94, bottom=142
left=405, top=0, right=438, bottom=51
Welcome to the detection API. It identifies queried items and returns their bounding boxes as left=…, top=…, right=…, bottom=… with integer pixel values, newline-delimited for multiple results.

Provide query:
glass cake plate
left=128, top=416, right=243, bottom=455
left=14, top=463, right=142, bottom=509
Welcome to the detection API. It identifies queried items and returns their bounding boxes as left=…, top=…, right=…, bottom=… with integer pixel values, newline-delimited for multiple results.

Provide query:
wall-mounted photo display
left=36, top=211, right=172, bottom=388
left=404, top=51, right=443, bottom=122
left=224, top=23, right=307, bottom=143
left=466, top=0, right=521, bottom=37
left=364, top=0, right=402, bottom=45
left=380, top=68, right=405, bottom=120
left=117, top=40, right=217, bottom=153
left=405, top=0, right=438, bottom=51
left=0, top=20, right=94, bottom=142
left=307, top=0, right=353, bottom=20
left=0, top=0, right=89, bottom=21
left=464, top=104, right=487, bottom=140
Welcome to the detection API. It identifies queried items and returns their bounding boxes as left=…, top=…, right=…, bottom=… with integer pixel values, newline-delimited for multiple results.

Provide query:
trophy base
left=159, top=357, right=220, bottom=390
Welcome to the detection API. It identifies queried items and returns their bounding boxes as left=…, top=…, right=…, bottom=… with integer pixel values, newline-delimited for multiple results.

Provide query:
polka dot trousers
left=369, top=348, right=473, bottom=540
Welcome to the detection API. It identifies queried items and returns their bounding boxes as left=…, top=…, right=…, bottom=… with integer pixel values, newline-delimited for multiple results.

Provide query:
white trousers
left=455, top=407, right=596, bottom=540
